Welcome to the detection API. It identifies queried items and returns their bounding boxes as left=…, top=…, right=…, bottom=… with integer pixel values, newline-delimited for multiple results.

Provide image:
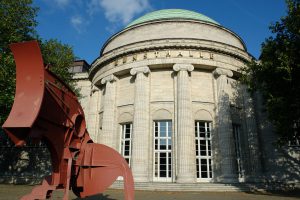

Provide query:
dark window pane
left=198, top=122, right=205, bottom=127
left=124, top=150, right=129, bottom=156
left=160, top=157, right=166, bottom=165
left=207, top=132, right=210, bottom=138
left=155, top=139, right=158, bottom=150
left=200, top=145, right=206, bottom=151
left=160, top=164, right=166, bottom=170
left=160, top=170, right=166, bottom=177
left=155, top=123, right=158, bottom=137
left=201, top=172, right=208, bottom=178
left=200, top=150, right=206, bottom=156
left=200, top=140, right=206, bottom=145
left=200, top=127, right=205, bottom=132
left=201, top=159, right=207, bottom=165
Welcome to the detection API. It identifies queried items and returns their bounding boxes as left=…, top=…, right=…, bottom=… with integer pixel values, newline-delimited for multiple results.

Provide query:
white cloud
left=88, top=0, right=151, bottom=25
left=70, top=15, right=84, bottom=33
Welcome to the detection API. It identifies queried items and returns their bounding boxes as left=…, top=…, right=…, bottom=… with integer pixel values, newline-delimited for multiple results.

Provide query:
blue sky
left=33, top=0, right=287, bottom=64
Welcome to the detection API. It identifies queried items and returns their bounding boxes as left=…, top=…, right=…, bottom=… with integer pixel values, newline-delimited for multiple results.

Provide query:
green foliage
left=0, top=0, right=38, bottom=125
left=0, top=0, right=38, bottom=52
left=41, top=39, right=80, bottom=95
left=0, top=0, right=78, bottom=126
left=241, top=0, right=300, bottom=145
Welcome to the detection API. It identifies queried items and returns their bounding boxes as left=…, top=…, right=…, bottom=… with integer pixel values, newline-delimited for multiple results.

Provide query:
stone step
left=110, top=181, right=253, bottom=192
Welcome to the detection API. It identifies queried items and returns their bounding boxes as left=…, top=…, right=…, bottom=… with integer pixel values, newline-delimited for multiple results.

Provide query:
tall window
left=195, top=121, right=213, bottom=181
left=154, top=120, right=172, bottom=181
left=120, top=123, right=132, bottom=165
left=232, top=124, right=244, bottom=178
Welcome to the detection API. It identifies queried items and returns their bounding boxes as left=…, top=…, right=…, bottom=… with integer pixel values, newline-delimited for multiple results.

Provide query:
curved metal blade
left=2, top=41, right=45, bottom=145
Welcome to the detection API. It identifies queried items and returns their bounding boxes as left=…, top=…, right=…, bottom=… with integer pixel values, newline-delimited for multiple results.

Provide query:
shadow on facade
left=0, top=79, right=299, bottom=193
left=229, top=81, right=300, bottom=192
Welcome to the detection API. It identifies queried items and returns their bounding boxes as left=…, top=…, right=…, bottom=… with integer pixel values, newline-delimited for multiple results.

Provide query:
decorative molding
left=90, top=86, right=100, bottom=96
left=100, top=74, right=116, bottom=85
left=173, top=63, right=194, bottom=72
left=213, top=67, right=233, bottom=78
left=89, top=38, right=251, bottom=78
left=130, top=66, right=150, bottom=76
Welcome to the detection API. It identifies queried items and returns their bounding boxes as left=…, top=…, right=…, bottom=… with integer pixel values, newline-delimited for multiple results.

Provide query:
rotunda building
left=73, top=9, right=299, bottom=189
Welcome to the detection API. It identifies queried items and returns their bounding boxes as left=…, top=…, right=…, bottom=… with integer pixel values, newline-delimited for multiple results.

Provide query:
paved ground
left=0, top=184, right=299, bottom=200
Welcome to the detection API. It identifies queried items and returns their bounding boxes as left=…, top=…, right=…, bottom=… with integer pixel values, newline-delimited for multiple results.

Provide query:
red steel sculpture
left=2, top=41, right=135, bottom=200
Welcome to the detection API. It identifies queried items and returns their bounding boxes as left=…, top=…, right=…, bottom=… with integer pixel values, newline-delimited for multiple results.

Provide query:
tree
left=0, top=0, right=38, bottom=125
left=0, top=0, right=77, bottom=126
left=41, top=39, right=78, bottom=93
left=241, top=0, right=300, bottom=145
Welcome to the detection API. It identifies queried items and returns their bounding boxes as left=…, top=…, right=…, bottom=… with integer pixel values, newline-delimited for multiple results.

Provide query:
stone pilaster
left=100, top=75, right=117, bottom=149
left=130, top=66, right=150, bottom=182
left=213, top=68, right=237, bottom=182
left=173, top=63, right=196, bottom=183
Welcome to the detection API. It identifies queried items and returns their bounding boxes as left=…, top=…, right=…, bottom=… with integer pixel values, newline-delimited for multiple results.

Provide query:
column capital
left=213, top=68, right=233, bottom=78
left=173, top=64, right=194, bottom=72
left=101, top=74, right=116, bottom=85
left=130, top=66, right=150, bottom=76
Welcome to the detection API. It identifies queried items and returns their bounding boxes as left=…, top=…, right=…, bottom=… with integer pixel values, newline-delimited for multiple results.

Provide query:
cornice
left=89, top=39, right=251, bottom=80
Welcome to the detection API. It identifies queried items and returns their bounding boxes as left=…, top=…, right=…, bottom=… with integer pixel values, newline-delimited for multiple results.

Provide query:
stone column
left=242, top=86, right=262, bottom=180
left=130, top=66, right=150, bottom=182
left=173, top=63, right=196, bottom=183
left=213, top=68, right=237, bottom=182
left=87, top=86, right=100, bottom=141
left=100, top=74, right=117, bottom=149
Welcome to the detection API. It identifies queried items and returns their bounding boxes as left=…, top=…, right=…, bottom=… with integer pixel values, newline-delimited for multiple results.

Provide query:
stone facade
left=72, top=10, right=300, bottom=189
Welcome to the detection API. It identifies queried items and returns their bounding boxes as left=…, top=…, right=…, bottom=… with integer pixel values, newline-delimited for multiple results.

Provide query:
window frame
left=232, top=123, right=244, bottom=179
left=120, top=122, right=133, bottom=166
left=153, top=120, right=172, bottom=182
left=195, top=121, right=213, bottom=182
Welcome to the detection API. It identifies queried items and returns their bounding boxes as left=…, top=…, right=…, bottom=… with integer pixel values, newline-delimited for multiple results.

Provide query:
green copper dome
left=126, top=9, right=220, bottom=28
